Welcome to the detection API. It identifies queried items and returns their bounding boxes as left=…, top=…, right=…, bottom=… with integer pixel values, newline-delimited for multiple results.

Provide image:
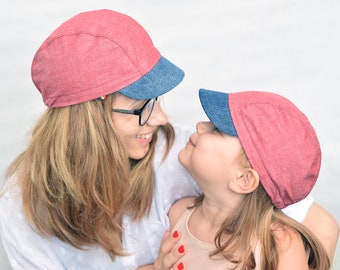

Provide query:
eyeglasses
left=112, top=97, right=158, bottom=126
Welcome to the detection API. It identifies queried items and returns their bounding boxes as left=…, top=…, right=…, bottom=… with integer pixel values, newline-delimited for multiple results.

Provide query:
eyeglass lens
left=140, top=98, right=157, bottom=125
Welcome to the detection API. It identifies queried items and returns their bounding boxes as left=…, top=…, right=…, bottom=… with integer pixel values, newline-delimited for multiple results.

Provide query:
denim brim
left=198, top=88, right=237, bottom=136
left=119, top=56, right=184, bottom=100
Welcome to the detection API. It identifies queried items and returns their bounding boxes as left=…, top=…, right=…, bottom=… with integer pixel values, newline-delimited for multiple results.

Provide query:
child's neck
left=188, top=196, right=241, bottom=243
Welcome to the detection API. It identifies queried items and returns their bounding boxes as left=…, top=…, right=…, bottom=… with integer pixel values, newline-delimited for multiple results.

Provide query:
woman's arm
left=138, top=265, right=154, bottom=270
left=302, top=202, right=339, bottom=263
left=274, top=226, right=309, bottom=270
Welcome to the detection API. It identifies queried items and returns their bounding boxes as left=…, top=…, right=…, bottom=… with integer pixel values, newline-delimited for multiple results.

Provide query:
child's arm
left=273, top=226, right=309, bottom=270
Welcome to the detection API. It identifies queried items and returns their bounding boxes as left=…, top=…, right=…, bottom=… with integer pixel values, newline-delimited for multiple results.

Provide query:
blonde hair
left=6, top=93, right=175, bottom=258
left=192, top=149, right=330, bottom=269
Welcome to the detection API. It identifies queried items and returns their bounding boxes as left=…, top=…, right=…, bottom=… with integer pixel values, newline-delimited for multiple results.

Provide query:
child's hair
left=191, top=149, right=330, bottom=269
left=214, top=184, right=330, bottom=269
left=6, top=93, right=175, bottom=259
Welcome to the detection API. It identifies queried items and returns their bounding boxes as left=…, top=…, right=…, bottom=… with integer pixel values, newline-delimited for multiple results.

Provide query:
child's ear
left=229, top=169, right=259, bottom=194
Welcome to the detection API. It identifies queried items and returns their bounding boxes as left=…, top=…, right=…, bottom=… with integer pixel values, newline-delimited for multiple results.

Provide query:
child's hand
left=153, top=230, right=186, bottom=270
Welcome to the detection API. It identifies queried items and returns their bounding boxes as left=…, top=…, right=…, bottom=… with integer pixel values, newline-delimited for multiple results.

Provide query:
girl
left=168, top=89, right=335, bottom=269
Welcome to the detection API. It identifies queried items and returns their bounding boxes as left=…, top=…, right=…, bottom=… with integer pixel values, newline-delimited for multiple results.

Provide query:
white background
left=1, top=1, right=339, bottom=269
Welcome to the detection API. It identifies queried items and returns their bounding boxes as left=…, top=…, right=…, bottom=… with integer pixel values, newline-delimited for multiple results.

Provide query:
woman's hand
left=153, top=230, right=186, bottom=270
left=137, top=230, right=185, bottom=270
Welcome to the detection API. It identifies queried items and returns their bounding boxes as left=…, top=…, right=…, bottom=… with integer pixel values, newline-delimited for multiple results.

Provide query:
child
left=169, top=89, right=331, bottom=269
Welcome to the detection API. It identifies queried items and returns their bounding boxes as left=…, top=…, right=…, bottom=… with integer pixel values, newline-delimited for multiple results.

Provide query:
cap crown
left=32, top=9, right=160, bottom=107
left=230, top=91, right=321, bottom=208
left=199, top=89, right=321, bottom=208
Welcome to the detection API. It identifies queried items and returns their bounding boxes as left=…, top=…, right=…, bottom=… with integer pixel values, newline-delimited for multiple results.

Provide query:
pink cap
left=199, top=89, right=321, bottom=209
left=31, top=9, right=184, bottom=107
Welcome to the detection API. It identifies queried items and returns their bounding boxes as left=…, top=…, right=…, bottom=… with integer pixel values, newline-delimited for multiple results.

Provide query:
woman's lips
left=136, top=132, right=153, bottom=143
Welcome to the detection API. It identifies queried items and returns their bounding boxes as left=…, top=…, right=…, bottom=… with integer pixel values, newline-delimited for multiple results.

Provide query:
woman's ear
left=229, top=168, right=260, bottom=194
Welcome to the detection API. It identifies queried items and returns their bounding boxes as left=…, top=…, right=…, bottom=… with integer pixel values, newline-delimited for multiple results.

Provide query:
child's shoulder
left=168, top=197, right=196, bottom=228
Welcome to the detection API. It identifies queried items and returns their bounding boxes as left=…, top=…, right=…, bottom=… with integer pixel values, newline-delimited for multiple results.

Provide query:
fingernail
left=177, top=262, right=184, bottom=270
left=178, top=245, right=185, bottom=254
left=172, top=230, right=179, bottom=238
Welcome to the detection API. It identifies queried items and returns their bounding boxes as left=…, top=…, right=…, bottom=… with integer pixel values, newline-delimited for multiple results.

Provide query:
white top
left=0, top=126, right=313, bottom=270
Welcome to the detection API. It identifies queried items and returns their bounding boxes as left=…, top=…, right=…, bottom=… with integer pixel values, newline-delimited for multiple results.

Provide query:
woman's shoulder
left=1, top=174, right=21, bottom=203
left=0, top=174, right=25, bottom=228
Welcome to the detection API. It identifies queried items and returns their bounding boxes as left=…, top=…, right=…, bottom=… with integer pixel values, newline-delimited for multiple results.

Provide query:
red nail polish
left=178, top=245, right=185, bottom=254
left=177, top=262, right=184, bottom=270
left=172, top=231, right=179, bottom=238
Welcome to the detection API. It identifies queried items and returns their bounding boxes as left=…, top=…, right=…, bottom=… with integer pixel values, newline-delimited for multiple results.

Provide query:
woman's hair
left=192, top=149, right=330, bottom=270
left=6, top=93, right=175, bottom=258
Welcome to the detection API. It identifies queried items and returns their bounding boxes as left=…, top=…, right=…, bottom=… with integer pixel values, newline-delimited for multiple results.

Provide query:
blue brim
left=199, top=89, right=237, bottom=136
left=119, top=56, right=184, bottom=100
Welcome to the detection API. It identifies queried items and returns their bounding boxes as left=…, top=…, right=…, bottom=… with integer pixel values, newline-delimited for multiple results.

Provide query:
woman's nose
left=146, top=102, right=168, bottom=126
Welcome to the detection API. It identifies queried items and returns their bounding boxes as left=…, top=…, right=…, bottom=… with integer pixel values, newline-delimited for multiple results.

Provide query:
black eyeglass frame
left=112, top=97, right=158, bottom=126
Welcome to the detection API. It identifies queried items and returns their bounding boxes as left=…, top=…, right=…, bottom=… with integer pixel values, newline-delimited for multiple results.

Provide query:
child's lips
left=188, top=136, right=195, bottom=146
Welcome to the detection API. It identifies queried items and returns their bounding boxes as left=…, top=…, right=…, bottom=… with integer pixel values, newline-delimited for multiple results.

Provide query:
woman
left=0, top=9, right=338, bottom=270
